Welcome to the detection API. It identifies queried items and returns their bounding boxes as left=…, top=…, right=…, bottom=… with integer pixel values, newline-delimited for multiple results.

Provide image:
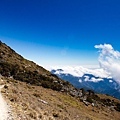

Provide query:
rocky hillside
left=0, top=41, right=120, bottom=120
left=1, top=76, right=120, bottom=120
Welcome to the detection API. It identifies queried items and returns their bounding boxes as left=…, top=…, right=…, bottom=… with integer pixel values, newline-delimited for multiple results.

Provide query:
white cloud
left=48, top=43, right=120, bottom=83
left=79, top=79, right=82, bottom=83
left=109, top=80, right=113, bottom=83
left=90, top=77, right=103, bottom=82
left=95, top=44, right=120, bottom=85
left=49, top=65, right=110, bottom=79
left=84, top=76, right=90, bottom=81
left=84, top=76, right=103, bottom=82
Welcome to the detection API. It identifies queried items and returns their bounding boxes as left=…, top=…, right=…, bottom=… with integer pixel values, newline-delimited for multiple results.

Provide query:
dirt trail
left=0, top=85, right=12, bottom=120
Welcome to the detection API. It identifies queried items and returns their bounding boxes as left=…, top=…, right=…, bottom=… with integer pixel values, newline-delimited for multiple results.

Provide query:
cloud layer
left=84, top=76, right=104, bottom=82
left=95, top=44, right=120, bottom=85
left=49, top=65, right=109, bottom=80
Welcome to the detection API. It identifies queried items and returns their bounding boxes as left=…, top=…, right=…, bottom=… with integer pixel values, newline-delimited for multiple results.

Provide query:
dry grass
left=0, top=77, right=120, bottom=120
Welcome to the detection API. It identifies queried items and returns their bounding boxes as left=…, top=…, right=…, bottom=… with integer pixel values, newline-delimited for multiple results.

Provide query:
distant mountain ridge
left=51, top=67, right=120, bottom=99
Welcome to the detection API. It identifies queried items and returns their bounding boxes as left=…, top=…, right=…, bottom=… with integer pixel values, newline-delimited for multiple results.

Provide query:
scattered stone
left=38, top=99, right=48, bottom=104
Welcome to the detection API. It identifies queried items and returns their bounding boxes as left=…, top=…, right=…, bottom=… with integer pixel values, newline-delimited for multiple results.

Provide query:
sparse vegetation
left=86, top=96, right=93, bottom=103
left=33, top=93, right=41, bottom=98
left=115, top=103, right=120, bottom=112
left=53, top=112, right=59, bottom=117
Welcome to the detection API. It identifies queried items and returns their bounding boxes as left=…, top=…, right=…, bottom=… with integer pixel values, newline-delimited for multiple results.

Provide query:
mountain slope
left=0, top=41, right=74, bottom=91
left=1, top=76, right=120, bottom=120
left=0, top=41, right=120, bottom=120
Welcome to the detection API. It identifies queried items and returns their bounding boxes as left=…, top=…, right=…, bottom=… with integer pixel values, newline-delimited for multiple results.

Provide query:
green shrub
left=86, top=96, right=93, bottom=103
left=115, top=103, right=120, bottom=112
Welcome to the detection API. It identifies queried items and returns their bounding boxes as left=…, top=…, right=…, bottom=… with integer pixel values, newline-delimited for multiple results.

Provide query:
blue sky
left=0, top=0, right=120, bottom=67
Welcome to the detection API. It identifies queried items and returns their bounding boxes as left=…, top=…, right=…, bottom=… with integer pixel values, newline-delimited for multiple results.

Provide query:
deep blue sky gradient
left=0, top=0, right=120, bottom=66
